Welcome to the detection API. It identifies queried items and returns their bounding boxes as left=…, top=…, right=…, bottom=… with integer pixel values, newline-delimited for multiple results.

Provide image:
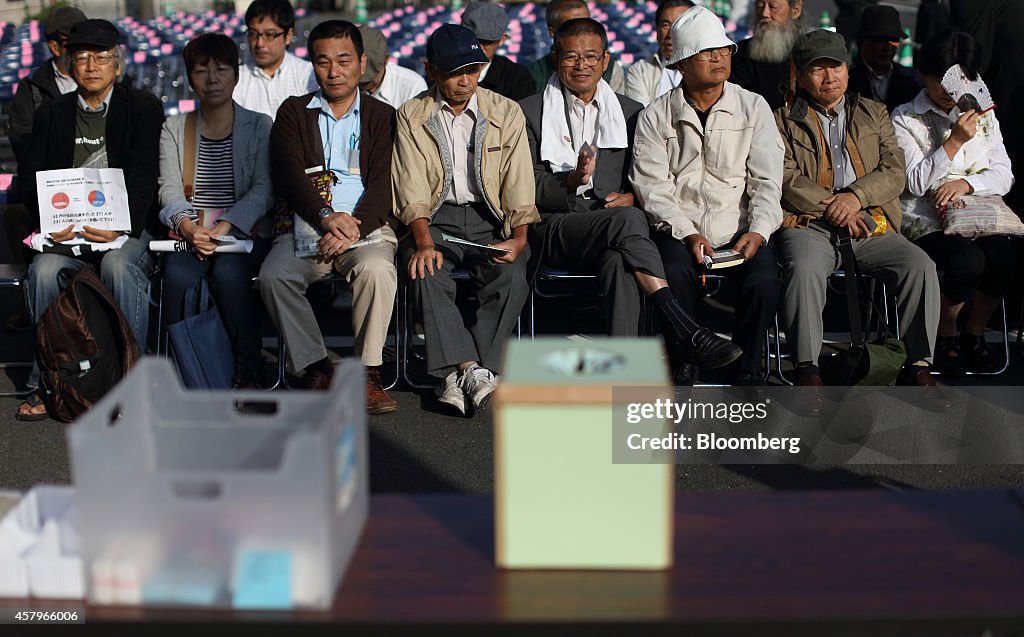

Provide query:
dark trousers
left=162, top=237, right=270, bottom=376
left=654, top=232, right=780, bottom=374
left=399, top=203, right=530, bottom=378
left=913, top=232, right=1016, bottom=303
left=536, top=205, right=665, bottom=336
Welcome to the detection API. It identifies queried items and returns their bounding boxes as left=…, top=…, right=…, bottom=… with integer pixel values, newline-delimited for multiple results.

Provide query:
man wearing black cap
left=847, top=4, right=920, bottom=112
left=460, top=2, right=535, bottom=101
left=774, top=29, right=946, bottom=407
left=15, top=18, right=164, bottom=421
left=393, top=24, right=538, bottom=417
left=357, top=25, right=426, bottom=109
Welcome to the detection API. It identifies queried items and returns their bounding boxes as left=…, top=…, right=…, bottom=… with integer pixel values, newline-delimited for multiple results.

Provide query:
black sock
left=649, top=288, right=702, bottom=342
left=307, top=357, right=333, bottom=375
left=795, top=364, right=820, bottom=379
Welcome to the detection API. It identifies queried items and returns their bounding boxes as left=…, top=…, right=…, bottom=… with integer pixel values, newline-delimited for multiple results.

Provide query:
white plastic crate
left=67, top=357, right=368, bottom=610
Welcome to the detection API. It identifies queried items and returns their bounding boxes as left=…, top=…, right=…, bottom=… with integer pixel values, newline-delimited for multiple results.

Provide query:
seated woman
left=890, top=29, right=1017, bottom=374
left=158, top=33, right=274, bottom=388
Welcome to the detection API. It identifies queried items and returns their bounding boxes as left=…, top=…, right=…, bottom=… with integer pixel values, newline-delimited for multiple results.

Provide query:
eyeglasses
left=71, top=51, right=116, bottom=67
left=692, top=46, right=735, bottom=62
left=246, top=29, right=286, bottom=42
left=558, top=52, right=605, bottom=67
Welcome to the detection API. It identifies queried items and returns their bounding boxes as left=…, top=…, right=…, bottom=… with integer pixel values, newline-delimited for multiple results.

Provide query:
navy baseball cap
left=427, top=24, right=488, bottom=73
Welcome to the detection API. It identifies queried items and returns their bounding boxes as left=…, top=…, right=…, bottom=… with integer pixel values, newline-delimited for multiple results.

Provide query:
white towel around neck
left=539, top=74, right=628, bottom=172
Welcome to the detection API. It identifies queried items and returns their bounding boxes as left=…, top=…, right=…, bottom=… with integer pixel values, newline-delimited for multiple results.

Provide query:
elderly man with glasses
left=233, top=0, right=317, bottom=120
left=630, top=7, right=785, bottom=386
left=15, top=18, right=164, bottom=421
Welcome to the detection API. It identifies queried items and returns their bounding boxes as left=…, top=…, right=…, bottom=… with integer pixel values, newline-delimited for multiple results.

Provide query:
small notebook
left=702, top=249, right=745, bottom=269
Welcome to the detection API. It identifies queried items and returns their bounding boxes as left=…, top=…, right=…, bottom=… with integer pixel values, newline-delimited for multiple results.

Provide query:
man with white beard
left=730, top=0, right=807, bottom=110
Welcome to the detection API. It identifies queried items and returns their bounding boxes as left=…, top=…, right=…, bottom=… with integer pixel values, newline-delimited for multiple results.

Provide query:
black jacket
left=19, top=84, right=165, bottom=238
left=479, top=55, right=536, bottom=102
left=848, top=59, right=921, bottom=112
left=519, top=90, right=642, bottom=216
left=10, top=62, right=63, bottom=166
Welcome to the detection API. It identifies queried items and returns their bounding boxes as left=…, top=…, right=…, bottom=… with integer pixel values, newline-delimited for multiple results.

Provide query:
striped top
left=191, top=134, right=236, bottom=210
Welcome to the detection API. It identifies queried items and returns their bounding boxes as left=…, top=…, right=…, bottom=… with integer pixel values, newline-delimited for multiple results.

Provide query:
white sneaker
left=437, top=370, right=467, bottom=416
left=460, top=364, right=499, bottom=413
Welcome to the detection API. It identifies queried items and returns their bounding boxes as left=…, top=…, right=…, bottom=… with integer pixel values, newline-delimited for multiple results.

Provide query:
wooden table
left=4, top=490, right=1024, bottom=632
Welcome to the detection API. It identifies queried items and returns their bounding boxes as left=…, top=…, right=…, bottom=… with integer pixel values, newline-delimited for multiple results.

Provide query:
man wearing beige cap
left=774, top=29, right=944, bottom=405
left=630, top=6, right=784, bottom=386
left=460, top=2, right=534, bottom=101
left=358, top=25, right=426, bottom=109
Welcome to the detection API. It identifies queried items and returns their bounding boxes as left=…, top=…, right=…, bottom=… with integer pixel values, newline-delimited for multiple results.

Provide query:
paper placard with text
left=35, top=167, right=131, bottom=235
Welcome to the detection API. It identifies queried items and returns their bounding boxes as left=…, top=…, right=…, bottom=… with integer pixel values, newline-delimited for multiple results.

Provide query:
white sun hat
left=666, top=5, right=737, bottom=66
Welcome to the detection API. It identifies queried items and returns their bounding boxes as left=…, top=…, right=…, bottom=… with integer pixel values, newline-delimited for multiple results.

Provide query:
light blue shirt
left=307, top=91, right=364, bottom=213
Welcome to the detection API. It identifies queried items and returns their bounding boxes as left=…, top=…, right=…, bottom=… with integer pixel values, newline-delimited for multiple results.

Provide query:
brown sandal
left=15, top=392, right=48, bottom=422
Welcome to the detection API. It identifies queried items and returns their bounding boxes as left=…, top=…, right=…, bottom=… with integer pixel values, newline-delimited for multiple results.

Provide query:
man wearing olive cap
left=774, top=29, right=945, bottom=404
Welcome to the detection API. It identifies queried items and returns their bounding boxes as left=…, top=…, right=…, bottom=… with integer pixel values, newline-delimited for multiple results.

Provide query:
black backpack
left=37, top=266, right=140, bottom=423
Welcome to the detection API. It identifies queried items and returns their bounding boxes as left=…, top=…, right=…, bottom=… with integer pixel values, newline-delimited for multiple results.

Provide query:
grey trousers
left=536, top=204, right=665, bottom=336
left=399, top=203, right=530, bottom=378
left=258, top=226, right=397, bottom=371
left=775, top=221, right=939, bottom=365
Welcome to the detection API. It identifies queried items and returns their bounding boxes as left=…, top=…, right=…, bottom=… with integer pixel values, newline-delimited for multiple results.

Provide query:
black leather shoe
left=682, top=328, right=743, bottom=370
left=672, top=362, right=695, bottom=386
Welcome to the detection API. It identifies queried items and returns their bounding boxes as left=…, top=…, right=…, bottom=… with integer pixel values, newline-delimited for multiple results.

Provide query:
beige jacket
left=630, top=82, right=784, bottom=247
left=392, top=87, right=539, bottom=238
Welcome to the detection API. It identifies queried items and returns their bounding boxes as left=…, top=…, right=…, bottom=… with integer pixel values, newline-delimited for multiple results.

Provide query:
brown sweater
left=270, top=91, right=396, bottom=239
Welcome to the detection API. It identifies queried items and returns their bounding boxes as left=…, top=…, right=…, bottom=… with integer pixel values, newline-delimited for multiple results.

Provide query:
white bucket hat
left=666, top=5, right=737, bottom=66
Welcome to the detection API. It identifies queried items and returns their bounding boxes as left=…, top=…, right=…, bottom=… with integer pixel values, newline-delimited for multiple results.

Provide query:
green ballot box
left=492, top=338, right=674, bottom=570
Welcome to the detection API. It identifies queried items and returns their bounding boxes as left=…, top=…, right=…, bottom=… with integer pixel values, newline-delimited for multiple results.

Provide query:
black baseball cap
left=792, top=29, right=848, bottom=71
left=44, top=7, right=87, bottom=40
left=858, top=5, right=903, bottom=41
left=66, top=19, right=120, bottom=51
left=426, top=24, right=488, bottom=73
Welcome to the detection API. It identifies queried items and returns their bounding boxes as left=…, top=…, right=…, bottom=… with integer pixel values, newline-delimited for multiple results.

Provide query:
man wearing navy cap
left=393, top=24, right=538, bottom=416
left=16, top=18, right=164, bottom=420
left=847, top=4, right=920, bottom=112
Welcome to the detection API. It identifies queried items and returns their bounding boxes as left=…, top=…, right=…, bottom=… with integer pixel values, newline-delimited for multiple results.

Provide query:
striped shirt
left=191, top=134, right=236, bottom=210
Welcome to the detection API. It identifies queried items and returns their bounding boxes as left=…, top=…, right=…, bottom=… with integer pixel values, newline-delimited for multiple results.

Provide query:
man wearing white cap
left=630, top=6, right=784, bottom=386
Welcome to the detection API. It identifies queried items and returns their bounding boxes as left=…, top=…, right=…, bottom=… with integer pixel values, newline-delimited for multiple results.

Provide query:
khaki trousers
left=258, top=226, right=397, bottom=371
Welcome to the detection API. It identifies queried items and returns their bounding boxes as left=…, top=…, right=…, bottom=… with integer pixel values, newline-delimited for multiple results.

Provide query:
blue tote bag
left=167, top=277, right=234, bottom=389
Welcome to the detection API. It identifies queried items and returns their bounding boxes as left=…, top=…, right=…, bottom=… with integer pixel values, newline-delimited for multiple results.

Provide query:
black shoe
left=933, top=335, right=964, bottom=376
left=960, top=333, right=999, bottom=373
left=679, top=328, right=743, bottom=370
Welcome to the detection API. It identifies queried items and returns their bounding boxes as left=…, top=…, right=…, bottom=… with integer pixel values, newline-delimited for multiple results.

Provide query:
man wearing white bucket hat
left=630, top=6, right=784, bottom=386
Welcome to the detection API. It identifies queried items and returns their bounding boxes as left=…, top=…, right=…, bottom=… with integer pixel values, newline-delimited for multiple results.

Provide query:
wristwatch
left=318, top=206, right=334, bottom=221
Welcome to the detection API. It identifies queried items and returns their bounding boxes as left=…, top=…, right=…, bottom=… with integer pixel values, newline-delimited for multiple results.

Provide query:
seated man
left=624, top=0, right=693, bottom=107
left=521, top=17, right=740, bottom=373
left=631, top=7, right=783, bottom=386
left=259, top=20, right=398, bottom=414
left=358, top=25, right=427, bottom=109
left=393, top=24, right=537, bottom=416
left=774, top=30, right=945, bottom=402
left=461, top=2, right=536, bottom=101
left=17, top=19, right=164, bottom=420
left=525, top=0, right=625, bottom=94
left=846, top=5, right=920, bottom=113
left=730, top=0, right=805, bottom=110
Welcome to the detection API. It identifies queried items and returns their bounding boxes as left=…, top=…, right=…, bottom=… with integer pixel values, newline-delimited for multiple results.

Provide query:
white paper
left=149, top=239, right=254, bottom=253
left=35, top=167, right=132, bottom=235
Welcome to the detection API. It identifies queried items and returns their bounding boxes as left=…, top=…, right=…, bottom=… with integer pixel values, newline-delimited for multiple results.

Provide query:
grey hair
left=65, top=45, right=125, bottom=80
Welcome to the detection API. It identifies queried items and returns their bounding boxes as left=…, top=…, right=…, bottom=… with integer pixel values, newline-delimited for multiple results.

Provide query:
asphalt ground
left=2, top=280, right=1023, bottom=495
